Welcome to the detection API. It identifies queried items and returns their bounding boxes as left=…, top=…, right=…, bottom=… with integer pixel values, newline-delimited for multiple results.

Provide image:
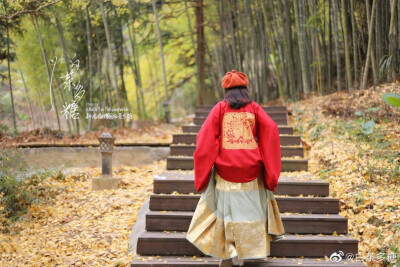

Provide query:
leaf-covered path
left=0, top=161, right=165, bottom=266
left=288, top=84, right=400, bottom=266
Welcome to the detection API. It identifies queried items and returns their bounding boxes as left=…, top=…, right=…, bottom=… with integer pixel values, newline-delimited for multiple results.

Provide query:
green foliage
left=292, top=106, right=305, bottom=135
left=361, top=120, right=375, bottom=135
left=294, top=124, right=304, bottom=136
left=0, top=148, right=28, bottom=177
left=332, top=118, right=399, bottom=182
left=307, top=114, right=319, bottom=129
left=382, top=93, right=400, bottom=108
left=306, top=115, right=326, bottom=141
left=0, top=122, right=9, bottom=137
left=353, top=107, right=384, bottom=135
left=0, top=93, right=11, bottom=117
left=0, top=149, right=65, bottom=226
left=379, top=54, right=400, bottom=80
left=310, top=124, right=325, bottom=141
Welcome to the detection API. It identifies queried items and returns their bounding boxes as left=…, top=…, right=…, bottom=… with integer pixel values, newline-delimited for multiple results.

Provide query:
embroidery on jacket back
left=222, top=112, right=257, bottom=149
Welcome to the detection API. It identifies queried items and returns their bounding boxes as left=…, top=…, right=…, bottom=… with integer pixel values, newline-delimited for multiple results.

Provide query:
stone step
left=131, top=256, right=366, bottom=266
left=153, top=172, right=328, bottom=196
left=149, top=194, right=340, bottom=213
left=195, top=111, right=288, bottom=120
left=196, top=105, right=288, bottom=113
left=182, top=125, right=294, bottom=135
left=194, top=117, right=288, bottom=126
left=166, top=156, right=308, bottom=172
left=146, top=211, right=348, bottom=234
left=136, top=232, right=359, bottom=258
left=172, top=134, right=301, bottom=146
left=170, top=144, right=304, bottom=157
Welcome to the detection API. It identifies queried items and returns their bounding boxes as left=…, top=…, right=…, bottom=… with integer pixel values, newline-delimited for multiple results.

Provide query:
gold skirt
left=186, top=168, right=285, bottom=260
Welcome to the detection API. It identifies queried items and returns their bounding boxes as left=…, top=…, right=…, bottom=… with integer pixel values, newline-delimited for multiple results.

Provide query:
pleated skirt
left=186, top=168, right=285, bottom=260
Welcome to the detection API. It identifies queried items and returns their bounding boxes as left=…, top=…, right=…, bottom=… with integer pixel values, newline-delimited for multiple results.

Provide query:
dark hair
left=224, top=86, right=252, bottom=109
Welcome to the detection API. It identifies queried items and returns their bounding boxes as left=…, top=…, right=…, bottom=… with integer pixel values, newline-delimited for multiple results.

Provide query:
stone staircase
left=131, top=105, right=366, bottom=266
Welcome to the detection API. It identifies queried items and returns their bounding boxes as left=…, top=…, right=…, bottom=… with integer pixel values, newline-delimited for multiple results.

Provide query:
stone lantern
left=98, top=132, right=115, bottom=175
left=92, top=132, right=121, bottom=190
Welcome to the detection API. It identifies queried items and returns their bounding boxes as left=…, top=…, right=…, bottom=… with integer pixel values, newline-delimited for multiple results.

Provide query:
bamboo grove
left=207, top=0, right=400, bottom=103
left=0, top=0, right=399, bottom=133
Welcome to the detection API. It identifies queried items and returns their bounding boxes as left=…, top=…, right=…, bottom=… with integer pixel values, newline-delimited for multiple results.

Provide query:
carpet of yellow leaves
left=289, top=84, right=400, bottom=266
left=0, top=161, right=165, bottom=266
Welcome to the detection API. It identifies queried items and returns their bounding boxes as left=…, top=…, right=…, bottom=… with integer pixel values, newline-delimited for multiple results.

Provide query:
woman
left=186, top=70, right=285, bottom=267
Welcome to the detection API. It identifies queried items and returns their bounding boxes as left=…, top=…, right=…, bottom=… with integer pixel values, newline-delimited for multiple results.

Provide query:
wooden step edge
left=181, top=125, right=293, bottom=128
left=167, top=156, right=308, bottom=161
left=139, top=231, right=359, bottom=243
left=195, top=109, right=289, bottom=114
left=156, top=171, right=314, bottom=179
left=132, top=256, right=218, bottom=266
left=131, top=256, right=366, bottom=266
left=154, top=177, right=328, bottom=186
left=181, top=125, right=294, bottom=129
left=172, top=133, right=301, bottom=138
left=194, top=115, right=288, bottom=119
left=146, top=211, right=347, bottom=222
left=170, top=144, right=304, bottom=148
left=150, top=193, right=339, bottom=201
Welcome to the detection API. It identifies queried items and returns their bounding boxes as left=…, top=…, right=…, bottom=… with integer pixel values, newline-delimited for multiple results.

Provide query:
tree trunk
left=32, top=15, right=61, bottom=131
left=328, top=0, right=332, bottom=91
left=388, top=0, right=398, bottom=80
left=6, top=19, right=17, bottom=132
left=341, top=0, right=352, bottom=90
left=195, top=0, right=208, bottom=104
left=18, top=65, right=36, bottom=129
left=227, top=0, right=239, bottom=68
left=398, top=0, right=400, bottom=52
left=184, top=0, right=201, bottom=105
left=350, top=0, right=359, bottom=88
left=128, top=0, right=147, bottom=119
left=306, top=0, right=316, bottom=93
left=114, top=10, right=129, bottom=111
left=146, top=54, right=162, bottom=118
left=293, top=0, right=311, bottom=94
left=151, top=0, right=169, bottom=122
left=85, top=3, right=93, bottom=131
left=362, top=0, right=377, bottom=89
left=96, top=29, right=104, bottom=109
left=375, top=1, right=382, bottom=66
left=99, top=1, right=122, bottom=127
left=261, top=1, right=285, bottom=102
left=281, top=0, right=295, bottom=99
left=32, top=63, right=50, bottom=128
left=53, top=7, right=78, bottom=134
left=365, top=0, right=378, bottom=86
left=124, top=44, right=142, bottom=119
left=309, top=0, right=323, bottom=94
left=332, top=0, right=341, bottom=91
left=56, top=77, right=72, bottom=133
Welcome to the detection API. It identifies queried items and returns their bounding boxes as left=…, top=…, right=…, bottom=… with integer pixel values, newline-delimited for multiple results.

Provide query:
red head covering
left=221, top=69, right=249, bottom=89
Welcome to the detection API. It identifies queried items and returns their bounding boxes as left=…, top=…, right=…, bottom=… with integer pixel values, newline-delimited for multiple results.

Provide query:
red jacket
left=193, top=100, right=281, bottom=192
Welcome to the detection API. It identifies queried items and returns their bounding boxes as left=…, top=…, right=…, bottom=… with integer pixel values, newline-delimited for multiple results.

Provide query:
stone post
left=92, top=132, right=121, bottom=190
left=163, top=101, right=170, bottom=124
left=99, top=132, right=114, bottom=175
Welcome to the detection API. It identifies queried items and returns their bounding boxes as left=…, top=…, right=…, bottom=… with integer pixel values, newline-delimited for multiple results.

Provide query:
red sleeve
left=255, top=104, right=281, bottom=192
left=193, top=103, right=221, bottom=192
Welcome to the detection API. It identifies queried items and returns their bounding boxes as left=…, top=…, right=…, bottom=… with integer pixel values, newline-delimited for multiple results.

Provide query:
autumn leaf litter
left=0, top=161, right=166, bottom=266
